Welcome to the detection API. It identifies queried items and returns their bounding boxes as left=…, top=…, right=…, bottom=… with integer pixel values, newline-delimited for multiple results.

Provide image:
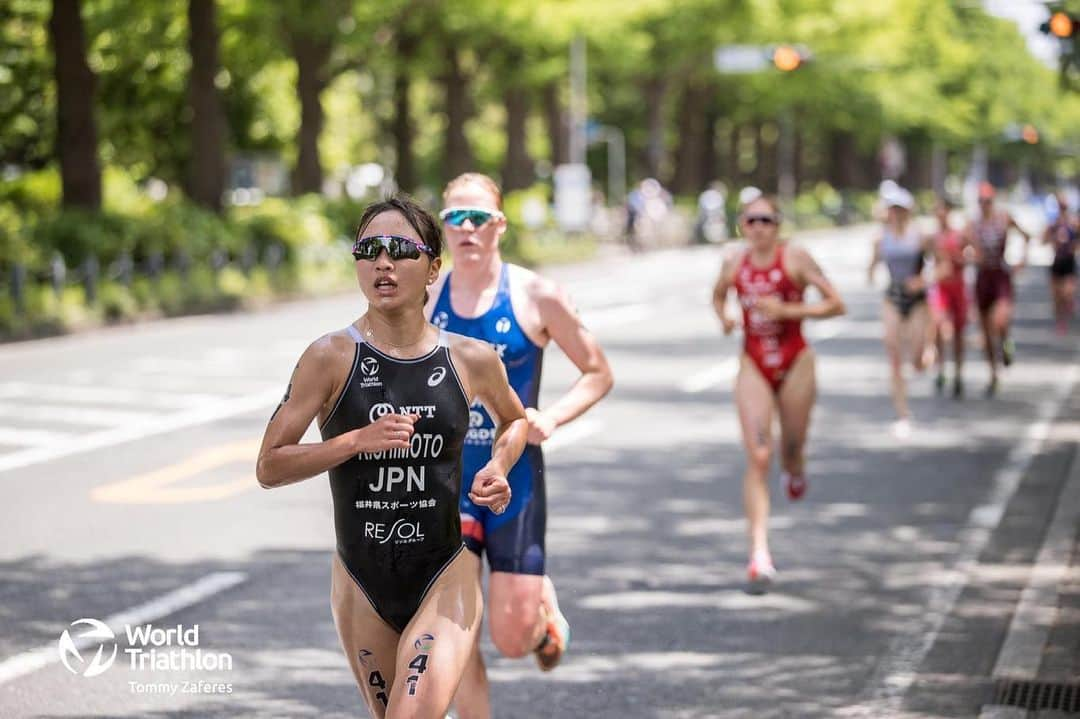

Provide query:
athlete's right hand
left=352, top=413, right=419, bottom=454
left=722, top=314, right=738, bottom=335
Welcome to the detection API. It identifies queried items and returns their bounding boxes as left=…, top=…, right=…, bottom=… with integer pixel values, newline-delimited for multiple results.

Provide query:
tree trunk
left=541, top=82, right=567, bottom=166
left=186, top=0, right=226, bottom=212
left=501, top=84, right=532, bottom=191
left=442, top=44, right=473, bottom=182
left=48, top=0, right=101, bottom=210
left=671, top=81, right=707, bottom=194
left=644, top=77, right=667, bottom=179
left=727, top=122, right=741, bottom=185
left=290, top=31, right=332, bottom=195
left=699, top=100, right=719, bottom=190
left=392, top=31, right=417, bottom=192
left=827, top=130, right=857, bottom=190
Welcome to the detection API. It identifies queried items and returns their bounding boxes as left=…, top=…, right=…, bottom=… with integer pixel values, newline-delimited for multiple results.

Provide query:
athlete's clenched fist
left=352, top=413, right=419, bottom=454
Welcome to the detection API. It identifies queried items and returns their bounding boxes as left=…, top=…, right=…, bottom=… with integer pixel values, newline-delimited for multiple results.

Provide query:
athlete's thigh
left=777, top=348, right=817, bottom=450
left=387, top=550, right=483, bottom=717
left=330, top=554, right=401, bottom=718
left=992, top=295, right=1013, bottom=327
left=881, top=301, right=902, bottom=354
left=905, top=303, right=930, bottom=356
left=735, top=355, right=775, bottom=453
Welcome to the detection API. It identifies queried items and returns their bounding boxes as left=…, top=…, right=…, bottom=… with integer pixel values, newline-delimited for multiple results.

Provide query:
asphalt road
left=0, top=220, right=1077, bottom=718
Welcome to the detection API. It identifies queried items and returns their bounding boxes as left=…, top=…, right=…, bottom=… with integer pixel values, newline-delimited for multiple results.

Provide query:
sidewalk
left=978, top=384, right=1080, bottom=718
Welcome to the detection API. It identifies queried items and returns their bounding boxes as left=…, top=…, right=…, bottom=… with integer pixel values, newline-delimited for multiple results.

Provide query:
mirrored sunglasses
left=352, top=235, right=436, bottom=261
left=439, top=207, right=504, bottom=228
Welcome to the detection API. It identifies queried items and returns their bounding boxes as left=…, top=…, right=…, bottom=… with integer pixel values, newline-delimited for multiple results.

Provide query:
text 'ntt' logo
left=58, top=618, right=118, bottom=678
left=369, top=402, right=395, bottom=423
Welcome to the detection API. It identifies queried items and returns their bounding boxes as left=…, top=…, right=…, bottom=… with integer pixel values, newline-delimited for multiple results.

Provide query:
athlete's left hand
left=469, top=464, right=511, bottom=515
left=525, top=407, right=557, bottom=445
left=753, top=296, right=788, bottom=321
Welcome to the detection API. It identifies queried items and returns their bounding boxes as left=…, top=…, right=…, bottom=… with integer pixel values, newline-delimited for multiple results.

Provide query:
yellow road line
left=91, top=439, right=260, bottom=504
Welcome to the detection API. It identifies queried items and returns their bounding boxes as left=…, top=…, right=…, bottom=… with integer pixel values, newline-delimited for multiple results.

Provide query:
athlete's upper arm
left=536, top=281, right=609, bottom=376
left=258, top=337, right=346, bottom=456
left=453, top=337, right=525, bottom=427
left=792, top=246, right=840, bottom=299
left=713, top=247, right=740, bottom=298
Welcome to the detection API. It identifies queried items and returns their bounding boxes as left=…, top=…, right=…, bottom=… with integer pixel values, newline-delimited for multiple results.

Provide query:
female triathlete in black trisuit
left=256, top=196, right=528, bottom=718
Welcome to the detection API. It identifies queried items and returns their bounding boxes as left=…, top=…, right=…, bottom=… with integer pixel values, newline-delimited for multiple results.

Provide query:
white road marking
left=0, top=571, right=247, bottom=685
left=544, top=418, right=602, bottom=454
left=0, top=388, right=281, bottom=475
left=0, top=402, right=160, bottom=427
left=0, top=382, right=221, bottom=409
left=580, top=303, right=653, bottom=329
left=846, top=363, right=1080, bottom=717
left=0, top=426, right=75, bottom=448
left=983, top=433, right=1080, bottom=682
left=679, top=357, right=738, bottom=393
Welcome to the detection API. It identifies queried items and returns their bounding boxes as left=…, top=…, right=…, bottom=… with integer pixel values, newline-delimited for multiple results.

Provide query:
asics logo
left=427, top=367, right=446, bottom=387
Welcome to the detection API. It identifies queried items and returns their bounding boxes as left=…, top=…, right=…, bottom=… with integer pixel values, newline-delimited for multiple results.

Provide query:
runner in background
left=712, top=188, right=845, bottom=593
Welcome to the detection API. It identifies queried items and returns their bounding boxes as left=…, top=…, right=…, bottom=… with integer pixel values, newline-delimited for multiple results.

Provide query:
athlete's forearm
left=489, top=417, right=528, bottom=475
left=543, top=370, right=613, bottom=428
left=784, top=298, right=845, bottom=321
left=256, top=432, right=360, bottom=489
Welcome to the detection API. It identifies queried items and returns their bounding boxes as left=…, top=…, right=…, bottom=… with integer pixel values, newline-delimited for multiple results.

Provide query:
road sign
left=713, top=45, right=770, bottom=74
left=554, top=163, right=592, bottom=233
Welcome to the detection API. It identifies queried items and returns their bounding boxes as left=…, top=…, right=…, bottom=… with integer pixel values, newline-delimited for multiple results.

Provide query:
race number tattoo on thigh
left=405, top=633, right=434, bottom=697
left=358, top=649, right=389, bottom=708
left=755, top=420, right=769, bottom=448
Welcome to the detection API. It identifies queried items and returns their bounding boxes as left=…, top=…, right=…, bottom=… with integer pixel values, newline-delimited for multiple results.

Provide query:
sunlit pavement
left=0, top=222, right=1077, bottom=718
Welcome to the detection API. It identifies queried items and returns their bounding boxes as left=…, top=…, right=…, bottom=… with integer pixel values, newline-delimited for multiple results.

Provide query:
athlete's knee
left=488, top=583, right=543, bottom=658
left=747, top=443, right=772, bottom=473
left=489, top=616, right=538, bottom=658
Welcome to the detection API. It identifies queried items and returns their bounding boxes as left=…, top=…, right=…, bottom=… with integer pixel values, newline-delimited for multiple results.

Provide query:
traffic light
left=1041, top=12, right=1077, bottom=39
left=772, top=45, right=809, bottom=72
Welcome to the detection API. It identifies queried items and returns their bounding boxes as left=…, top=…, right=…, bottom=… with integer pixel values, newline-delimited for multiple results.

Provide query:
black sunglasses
left=744, top=214, right=779, bottom=226
left=352, top=235, right=436, bottom=261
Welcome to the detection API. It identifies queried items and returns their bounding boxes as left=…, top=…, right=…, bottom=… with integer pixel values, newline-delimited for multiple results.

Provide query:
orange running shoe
left=534, top=579, right=571, bottom=672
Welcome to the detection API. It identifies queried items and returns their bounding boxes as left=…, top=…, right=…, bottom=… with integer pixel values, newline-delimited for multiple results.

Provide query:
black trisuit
left=320, top=325, right=470, bottom=632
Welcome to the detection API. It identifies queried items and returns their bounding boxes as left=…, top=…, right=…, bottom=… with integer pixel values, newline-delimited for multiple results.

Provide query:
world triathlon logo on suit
left=359, top=357, right=382, bottom=389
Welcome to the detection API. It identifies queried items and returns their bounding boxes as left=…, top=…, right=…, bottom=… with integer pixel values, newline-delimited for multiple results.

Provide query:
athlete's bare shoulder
left=507, top=263, right=557, bottom=301
left=720, top=244, right=747, bottom=280
left=312, top=328, right=357, bottom=360
left=444, top=331, right=501, bottom=399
